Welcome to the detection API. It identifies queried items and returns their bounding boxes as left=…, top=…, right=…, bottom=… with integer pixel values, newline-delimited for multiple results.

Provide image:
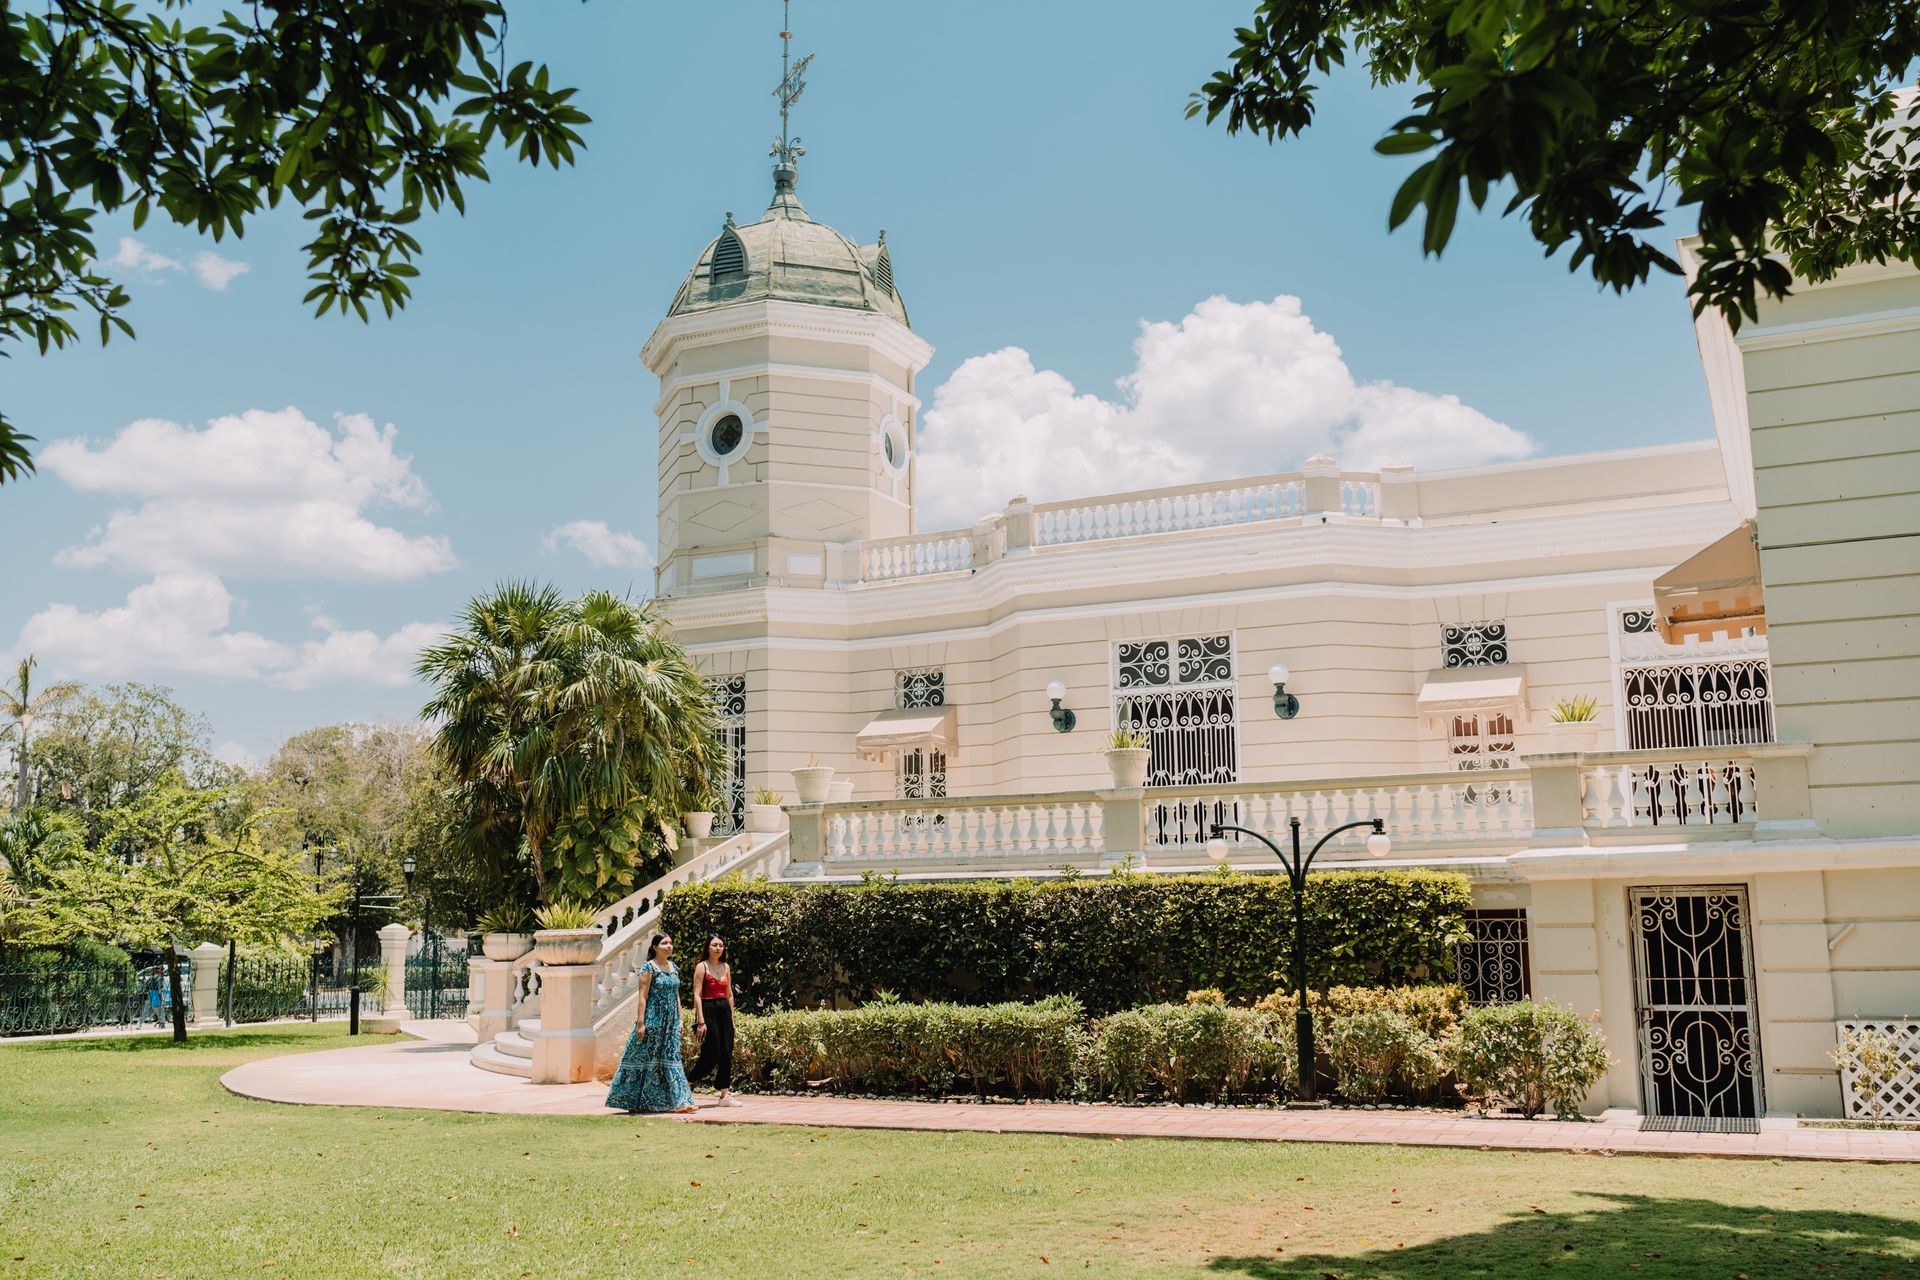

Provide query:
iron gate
left=707, top=675, right=747, bottom=836
left=404, top=932, right=470, bottom=1020
left=1632, top=886, right=1763, bottom=1119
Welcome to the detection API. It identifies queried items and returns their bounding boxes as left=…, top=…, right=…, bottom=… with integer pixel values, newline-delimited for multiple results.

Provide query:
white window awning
left=854, top=706, right=957, bottom=761
left=1654, top=520, right=1766, bottom=643
left=1416, top=666, right=1528, bottom=726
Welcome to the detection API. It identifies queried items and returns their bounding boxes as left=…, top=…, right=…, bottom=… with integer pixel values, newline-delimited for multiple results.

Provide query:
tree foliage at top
left=418, top=583, right=721, bottom=911
left=1191, top=1, right=1920, bottom=325
left=0, top=0, right=590, bottom=483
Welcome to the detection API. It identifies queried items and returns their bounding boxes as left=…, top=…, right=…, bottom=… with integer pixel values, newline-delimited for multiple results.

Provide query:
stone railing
left=1578, top=749, right=1761, bottom=829
left=822, top=792, right=1106, bottom=865
left=1032, top=477, right=1307, bottom=547
left=1340, top=474, right=1381, bottom=517
left=1141, top=771, right=1533, bottom=854
left=860, top=530, right=975, bottom=582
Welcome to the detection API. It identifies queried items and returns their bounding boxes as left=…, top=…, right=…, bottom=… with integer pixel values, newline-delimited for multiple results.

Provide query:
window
left=895, top=748, right=947, bottom=800
left=1450, top=712, right=1516, bottom=805
left=708, top=413, right=744, bottom=458
left=895, top=667, right=944, bottom=709
left=1456, top=910, right=1530, bottom=1004
left=1443, top=620, right=1508, bottom=667
left=1616, top=606, right=1775, bottom=749
left=877, top=415, right=909, bottom=474
left=1115, top=634, right=1239, bottom=844
left=705, top=675, right=747, bottom=835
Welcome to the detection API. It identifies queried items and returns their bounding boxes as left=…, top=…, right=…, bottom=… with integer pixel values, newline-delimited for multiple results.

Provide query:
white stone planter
left=748, top=804, right=786, bottom=833
left=792, top=765, right=835, bottom=804
left=480, top=931, right=533, bottom=962
left=533, top=927, right=602, bottom=967
left=828, top=779, right=854, bottom=803
left=682, top=810, right=715, bottom=840
left=1105, top=747, right=1151, bottom=790
left=1548, top=724, right=1600, bottom=753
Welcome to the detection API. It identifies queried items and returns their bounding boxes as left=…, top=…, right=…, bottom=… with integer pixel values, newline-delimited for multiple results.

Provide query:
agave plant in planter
left=748, top=786, right=787, bottom=834
left=791, top=752, right=835, bottom=804
left=474, top=904, right=535, bottom=961
left=532, top=899, right=603, bottom=966
left=1101, top=726, right=1152, bottom=790
left=1547, top=695, right=1602, bottom=752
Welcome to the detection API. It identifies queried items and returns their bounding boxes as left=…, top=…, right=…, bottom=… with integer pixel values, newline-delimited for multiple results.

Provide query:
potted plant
left=532, top=900, right=603, bottom=966
left=828, top=778, right=854, bottom=803
left=1547, top=695, right=1602, bottom=752
left=791, top=753, right=835, bottom=804
left=474, top=904, right=534, bottom=962
left=748, top=787, right=787, bottom=833
left=1102, top=726, right=1152, bottom=790
left=681, top=809, right=716, bottom=840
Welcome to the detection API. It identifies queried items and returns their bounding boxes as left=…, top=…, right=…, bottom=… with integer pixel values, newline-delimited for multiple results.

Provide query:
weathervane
left=770, top=0, right=812, bottom=187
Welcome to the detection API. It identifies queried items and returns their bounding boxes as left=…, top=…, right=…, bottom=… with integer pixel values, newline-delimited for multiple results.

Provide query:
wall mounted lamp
left=1269, top=664, right=1300, bottom=719
left=1046, top=680, right=1077, bottom=733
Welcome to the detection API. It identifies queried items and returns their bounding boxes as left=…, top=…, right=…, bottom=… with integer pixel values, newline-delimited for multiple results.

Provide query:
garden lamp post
left=401, top=854, right=438, bottom=1019
left=1206, top=816, right=1391, bottom=1104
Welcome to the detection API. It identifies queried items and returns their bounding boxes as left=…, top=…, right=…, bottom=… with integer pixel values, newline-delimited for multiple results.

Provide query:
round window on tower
left=709, top=413, right=745, bottom=458
left=877, top=415, right=909, bottom=474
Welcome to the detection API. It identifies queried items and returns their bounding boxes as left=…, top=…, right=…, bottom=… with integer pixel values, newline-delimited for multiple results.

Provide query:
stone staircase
left=471, top=1021, right=537, bottom=1077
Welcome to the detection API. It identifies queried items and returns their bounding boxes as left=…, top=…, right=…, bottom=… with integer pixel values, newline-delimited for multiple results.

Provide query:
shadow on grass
left=11, top=1025, right=343, bottom=1055
left=1207, top=1192, right=1920, bottom=1279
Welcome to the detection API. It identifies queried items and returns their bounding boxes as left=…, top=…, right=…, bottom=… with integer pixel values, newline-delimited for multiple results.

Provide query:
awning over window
left=1416, top=666, right=1528, bottom=726
left=1654, top=520, right=1766, bottom=644
left=854, top=706, right=957, bottom=761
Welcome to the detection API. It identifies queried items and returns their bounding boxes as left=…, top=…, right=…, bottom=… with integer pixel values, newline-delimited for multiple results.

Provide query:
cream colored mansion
left=472, top=148, right=1920, bottom=1124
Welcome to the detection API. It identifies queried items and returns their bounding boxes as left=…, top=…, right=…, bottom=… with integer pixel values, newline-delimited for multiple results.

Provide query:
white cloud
left=9, top=575, right=446, bottom=689
left=214, top=741, right=263, bottom=770
left=108, top=237, right=183, bottom=279
left=191, top=251, right=251, bottom=291
left=41, top=408, right=454, bottom=581
left=544, top=520, right=654, bottom=570
left=914, top=295, right=1536, bottom=528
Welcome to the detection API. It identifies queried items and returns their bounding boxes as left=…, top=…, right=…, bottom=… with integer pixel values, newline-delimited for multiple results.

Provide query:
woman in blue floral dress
left=605, top=933, right=697, bottom=1114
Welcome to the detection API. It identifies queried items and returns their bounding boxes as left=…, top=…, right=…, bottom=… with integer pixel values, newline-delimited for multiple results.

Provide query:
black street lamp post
left=1207, top=815, right=1390, bottom=1105
left=402, top=855, right=437, bottom=1020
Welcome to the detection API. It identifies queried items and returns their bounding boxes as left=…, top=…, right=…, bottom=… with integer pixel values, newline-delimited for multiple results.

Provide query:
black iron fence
left=217, top=955, right=384, bottom=1024
left=0, top=964, right=184, bottom=1036
left=404, top=934, right=469, bottom=1020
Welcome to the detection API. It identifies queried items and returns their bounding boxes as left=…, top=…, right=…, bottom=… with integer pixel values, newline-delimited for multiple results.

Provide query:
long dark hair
left=702, top=936, right=726, bottom=965
left=646, top=933, right=670, bottom=962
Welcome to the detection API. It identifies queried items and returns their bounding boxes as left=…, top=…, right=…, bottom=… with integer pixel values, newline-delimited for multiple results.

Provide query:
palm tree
left=3, top=656, right=79, bottom=810
left=417, top=584, right=719, bottom=906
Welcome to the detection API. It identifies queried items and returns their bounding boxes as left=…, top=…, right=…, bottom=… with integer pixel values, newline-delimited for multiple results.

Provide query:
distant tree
left=27, top=682, right=221, bottom=850
left=0, top=806, right=84, bottom=958
left=22, top=780, right=335, bottom=1041
left=2, top=656, right=80, bottom=808
left=1192, top=2, right=1920, bottom=326
left=418, top=584, right=720, bottom=908
left=1, top=1, right=590, bottom=483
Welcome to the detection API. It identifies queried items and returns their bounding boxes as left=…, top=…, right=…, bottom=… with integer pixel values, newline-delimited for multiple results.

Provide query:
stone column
left=1301, top=454, right=1342, bottom=523
left=1098, top=789, right=1145, bottom=870
left=469, top=958, right=516, bottom=1041
left=365, top=922, right=411, bottom=1031
left=1521, top=753, right=1589, bottom=843
left=188, top=942, right=225, bottom=1026
left=530, top=962, right=599, bottom=1084
left=786, top=803, right=825, bottom=874
left=1377, top=463, right=1418, bottom=524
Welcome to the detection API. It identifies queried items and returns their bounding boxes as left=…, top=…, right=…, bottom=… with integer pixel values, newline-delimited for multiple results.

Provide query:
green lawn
left=3, top=1026, right=1917, bottom=1279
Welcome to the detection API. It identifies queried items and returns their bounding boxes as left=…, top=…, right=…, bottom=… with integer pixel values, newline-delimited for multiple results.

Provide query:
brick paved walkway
left=216, top=1023, right=1920, bottom=1163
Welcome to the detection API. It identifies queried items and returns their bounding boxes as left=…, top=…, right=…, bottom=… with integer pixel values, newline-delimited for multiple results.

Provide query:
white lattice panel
left=1834, top=1019, right=1920, bottom=1121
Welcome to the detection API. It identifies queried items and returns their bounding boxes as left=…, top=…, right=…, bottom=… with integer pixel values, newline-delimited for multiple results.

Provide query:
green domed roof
left=667, top=172, right=908, bottom=328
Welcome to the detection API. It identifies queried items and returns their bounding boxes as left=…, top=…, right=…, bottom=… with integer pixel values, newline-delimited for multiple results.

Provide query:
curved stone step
left=470, top=1041, right=532, bottom=1078
left=495, top=1027, right=535, bottom=1060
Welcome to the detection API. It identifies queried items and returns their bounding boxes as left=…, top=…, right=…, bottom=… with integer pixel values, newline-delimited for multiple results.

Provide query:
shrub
left=1448, top=1001, right=1612, bottom=1119
left=1325, top=1008, right=1444, bottom=1102
left=661, top=872, right=1472, bottom=1014
left=1083, top=1003, right=1295, bottom=1103
left=1255, top=984, right=1468, bottom=1042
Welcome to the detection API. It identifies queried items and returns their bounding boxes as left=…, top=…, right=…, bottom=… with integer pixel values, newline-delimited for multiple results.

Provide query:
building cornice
left=641, top=299, right=934, bottom=375
left=655, top=362, right=922, bottom=418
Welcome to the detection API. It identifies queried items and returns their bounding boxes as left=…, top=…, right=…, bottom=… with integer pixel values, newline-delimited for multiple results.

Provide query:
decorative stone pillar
left=469, top=958, right=516, bottom=1041
left=1521, top=753, right=1589, bottom=842
left=1377, top=463, right=1418, bottom=524
left=1748, top=741, right=1817, bottom=838
left=1002, top=495, right=1033, bottom=556
left=786, top=802, right=825, bottom=870
left=970, top=515, right=1004, bottom=568
left=1300, top=454, right=1343, bottom=523
left=1098, top=789, right=1145, bottom=870
left=366, top=922, right=411, bottom=1031
left=187, top=942, right=225, bottom=1025
left=530, top=962, right=599, bottom=1084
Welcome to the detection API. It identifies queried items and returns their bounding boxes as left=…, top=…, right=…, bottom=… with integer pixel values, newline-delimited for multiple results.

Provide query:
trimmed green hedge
left=660, top=871, right=1472, bottom=1014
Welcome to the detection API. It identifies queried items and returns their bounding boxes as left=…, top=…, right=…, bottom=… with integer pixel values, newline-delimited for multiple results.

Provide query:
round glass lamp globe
left=1205, top=837, right=1230, bottom=862
left=1366, top=832, right=1392, bottom=858
left=1046, top=680, right=1066, bottom=702
left=1268, top=663, right=1290, bottom=686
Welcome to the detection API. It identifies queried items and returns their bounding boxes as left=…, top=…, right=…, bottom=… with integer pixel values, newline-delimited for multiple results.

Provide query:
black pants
left=687, top=998, right=734, bottom=1091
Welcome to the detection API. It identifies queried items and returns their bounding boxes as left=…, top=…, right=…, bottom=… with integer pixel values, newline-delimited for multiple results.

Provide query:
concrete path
left=218, top=1024, right=1920, bottom=1163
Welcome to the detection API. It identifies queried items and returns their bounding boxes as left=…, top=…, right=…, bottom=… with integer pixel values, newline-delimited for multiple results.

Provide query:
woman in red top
left=687, top=936, right=740, bottom=1106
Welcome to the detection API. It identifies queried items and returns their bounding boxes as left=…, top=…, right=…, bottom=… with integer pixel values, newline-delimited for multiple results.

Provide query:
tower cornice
left=641, top=298, right=935, bottom=376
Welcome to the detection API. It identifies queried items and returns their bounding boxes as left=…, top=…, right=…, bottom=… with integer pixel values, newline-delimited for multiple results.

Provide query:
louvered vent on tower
left=711, top=227, right=747, bottom=280
left=872, top=242, right=894, bottom=296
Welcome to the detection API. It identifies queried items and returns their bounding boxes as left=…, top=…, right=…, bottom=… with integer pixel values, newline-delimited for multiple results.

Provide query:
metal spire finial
left=770, top=0, right=812, bottom=193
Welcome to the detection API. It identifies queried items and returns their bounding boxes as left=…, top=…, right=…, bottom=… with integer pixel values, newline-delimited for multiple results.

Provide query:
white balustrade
left=1035, top=480, right=1306, bottom=546
left=824, top=794, right=1106, bottom=863
left=1579, top=754, right=1760, bottom=828
left=1146, top=772, right=1533, bottom=853
left=1339, top=475, right=1381, bottom=517
left=860, top=532, right=974, bottom=582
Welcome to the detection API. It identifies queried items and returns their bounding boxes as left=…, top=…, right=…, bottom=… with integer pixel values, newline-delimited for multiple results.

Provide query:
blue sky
left=0, top=1, right=1712, bottom=760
